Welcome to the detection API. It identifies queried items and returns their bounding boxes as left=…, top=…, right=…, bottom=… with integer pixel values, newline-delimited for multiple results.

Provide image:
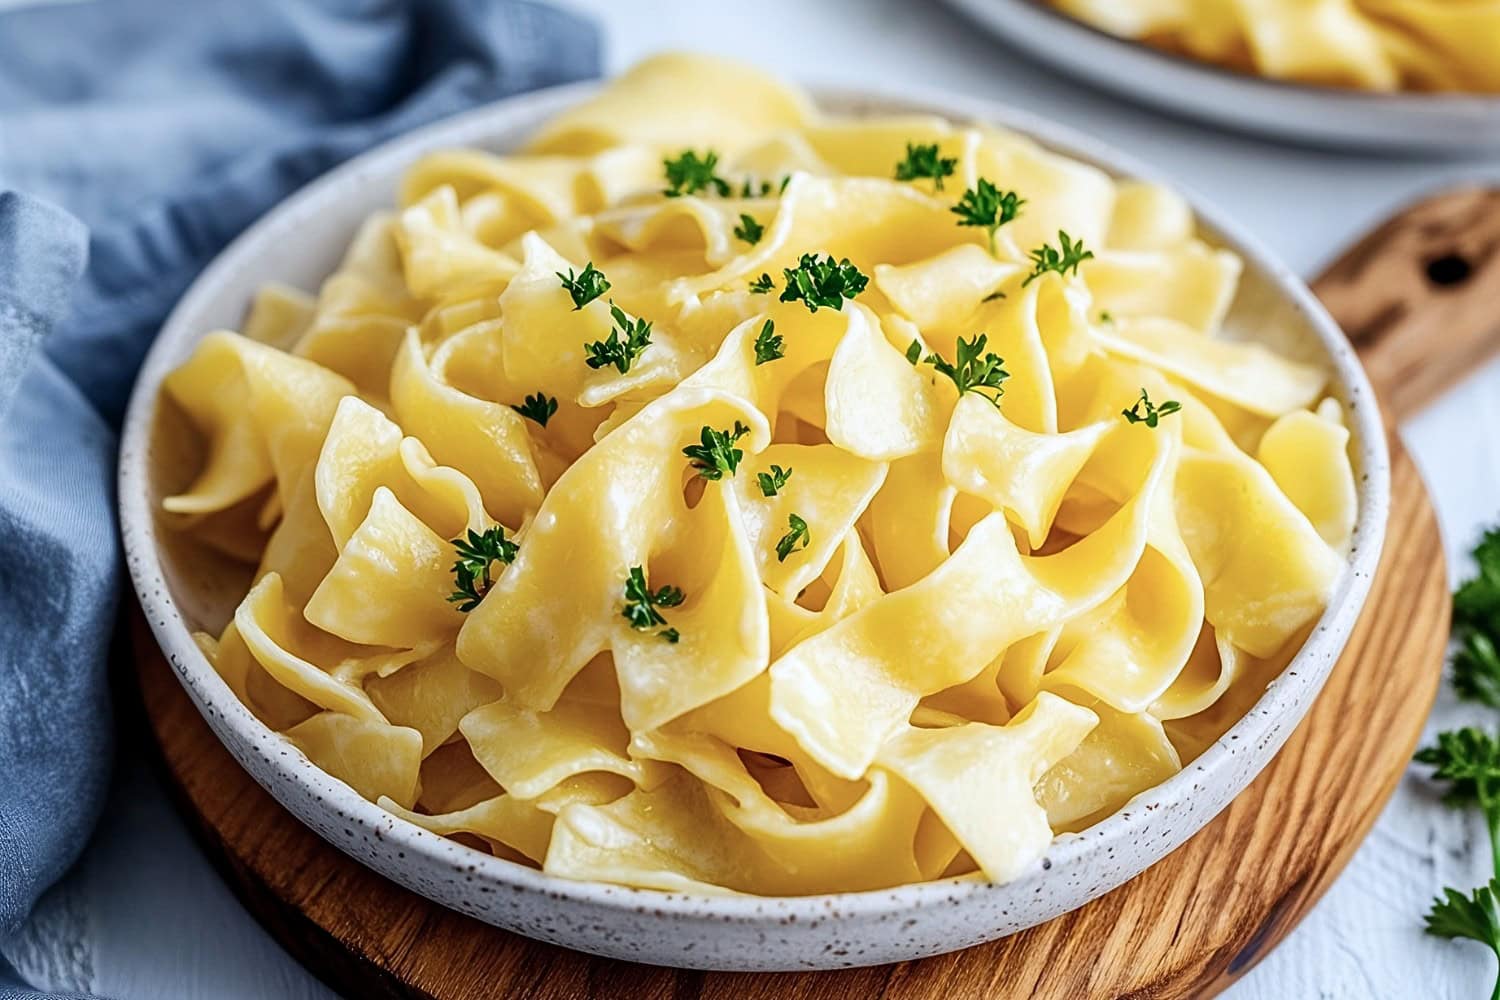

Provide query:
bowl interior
left=122, top=81, right=1390, bottom=918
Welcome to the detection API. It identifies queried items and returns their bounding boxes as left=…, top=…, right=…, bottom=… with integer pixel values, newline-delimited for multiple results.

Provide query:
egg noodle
left=1050, top=0, right=1500, bottom=92
left=158, top=55, right=1355, bottom=895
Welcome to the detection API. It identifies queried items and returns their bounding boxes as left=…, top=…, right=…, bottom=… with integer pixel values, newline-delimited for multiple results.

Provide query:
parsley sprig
left=915, top=334, right=1009, bottom=408
left=621, top=565, right=684, bottom=643
left=951, top=179, right=1024, bottom=254
left=753, top=320, right=783, bottom=365
left=749, top=273, right=775, bottom=295
left=1417, top=526, right=1500, bottom=999
left=775, top=513, right=810, bottom=563
left=1023, top=230, right=1094, bottom=286
left=894, top=142, right=957, bottom=190
left=1418, top=729, right=1500, bottom=997
left=1419, top=728, right=1500, bottom=872
left=1457, top=631, right=1500, bottom=708
left=1454, top=529, right=1500, bottom=708
left=511, top=392, right=557, bottom=428
left=663, top=150, right=731, bottom=198
left=446, top=527, right=518, bottom=613
left=684, top=422, right=750, bottom=481
left=779, top=253, right=868, bottom=313
left=1427, top=878, right=1500, bottom=1000
left=557, top=263, right=610, bottom=310
left=584, top=303, right=653, bottom=374
left=1122, top=388, right=1181, bottom=428
left=734, top=213, right=764, bottom=246
left=757, top=464, right=793, bottom=497
left=1458, top=528, right=1500, bottom=637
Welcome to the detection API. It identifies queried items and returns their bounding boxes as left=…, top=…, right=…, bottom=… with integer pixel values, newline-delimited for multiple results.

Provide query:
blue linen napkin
left=0, top=2, right=599, bottom=996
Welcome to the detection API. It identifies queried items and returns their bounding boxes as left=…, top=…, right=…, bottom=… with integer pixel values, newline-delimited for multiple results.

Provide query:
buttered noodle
left=159, top=55, right=1355, bottom=894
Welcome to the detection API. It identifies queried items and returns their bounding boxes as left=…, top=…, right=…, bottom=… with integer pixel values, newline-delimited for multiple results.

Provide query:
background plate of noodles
left=945, top=0, right=1500, bottom=154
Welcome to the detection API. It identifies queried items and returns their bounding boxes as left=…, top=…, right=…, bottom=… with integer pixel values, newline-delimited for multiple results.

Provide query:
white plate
left=119, top=79, right=1390, bottom=971
left=944, top=0, right=1500, bottom=155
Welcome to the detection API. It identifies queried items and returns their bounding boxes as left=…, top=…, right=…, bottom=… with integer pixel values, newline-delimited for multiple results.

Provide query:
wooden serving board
left=129, top=190, right=1492, bottom=999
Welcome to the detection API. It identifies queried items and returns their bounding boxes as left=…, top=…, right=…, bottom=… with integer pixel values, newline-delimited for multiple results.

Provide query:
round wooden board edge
left=125, top=434, right=1446, bottom=1000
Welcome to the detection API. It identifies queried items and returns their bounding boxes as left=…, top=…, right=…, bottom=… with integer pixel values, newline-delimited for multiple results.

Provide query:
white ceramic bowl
left=119, top=80, right=1391, bottom=972
left=944, top=0, right=1500, bottom=155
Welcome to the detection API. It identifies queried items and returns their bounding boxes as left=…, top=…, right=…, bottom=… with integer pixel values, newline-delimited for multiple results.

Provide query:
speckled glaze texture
left=944, top=0, right=1500, bottom=154
left=118, top=82, right=1391, bottom=972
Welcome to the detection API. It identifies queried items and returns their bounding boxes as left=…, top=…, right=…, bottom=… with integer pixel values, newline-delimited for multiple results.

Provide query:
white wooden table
left=5, top=0, right=1497, bottom=995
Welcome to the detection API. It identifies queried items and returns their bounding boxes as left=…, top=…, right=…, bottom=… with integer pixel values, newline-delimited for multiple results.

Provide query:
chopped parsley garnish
left=982, top=289, right=1007, bottom=302
left=683, top=422, right=750, bottom=481
left=446, top=527, right=518, bottom=613
left=753, top=320, right=783, bottom=365
left=663, top=149, right=731, bottom=198
left=584, top=303, right=653, bottom=374
left=511, top=392, right=557, bottom=428
left=1121, top=388, right=1181, bottom=428
left=779, top=253, right=868, bottom=313
left=739, top=176, right=792, bottom=198
left=775, top=513, right=810, bottom=563
left=749, top=273, right=775, bottom=294
left=951, top=179, right=1024, bottom=253
left=905, top=340, right=923, bottom=365
left=1023, top=230, right=1094, bottom=286
left=894, top=142, right=957, bottom=190
left=757, top=464, right=793, bottom=497
left=621, top=565, right=684, bottom=643
left=734, top=213, right=764, bottom=245
left=916, top=334, right=1009, bottom=408
left=556, top=263, right=610, bottom=310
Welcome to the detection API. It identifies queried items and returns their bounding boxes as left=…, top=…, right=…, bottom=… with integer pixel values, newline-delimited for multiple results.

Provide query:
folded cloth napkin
left=0, top=1, right=598, bottom=996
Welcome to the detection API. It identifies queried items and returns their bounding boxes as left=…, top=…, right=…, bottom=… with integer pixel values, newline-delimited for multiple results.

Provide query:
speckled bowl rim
left=119, top=77, right=1391, bottom=928
left=944, top=0, right=1500, bottom=155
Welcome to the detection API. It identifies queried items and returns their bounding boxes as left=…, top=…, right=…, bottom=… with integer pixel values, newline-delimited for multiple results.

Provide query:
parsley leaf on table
left=1425, top=878, right=1500, bottom=1000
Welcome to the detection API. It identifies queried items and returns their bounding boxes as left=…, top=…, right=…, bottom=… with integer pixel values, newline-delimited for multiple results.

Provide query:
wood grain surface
left=1315, top=186, right=1500, bottom=424
left=130, top=191, right=1488, bottom=999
